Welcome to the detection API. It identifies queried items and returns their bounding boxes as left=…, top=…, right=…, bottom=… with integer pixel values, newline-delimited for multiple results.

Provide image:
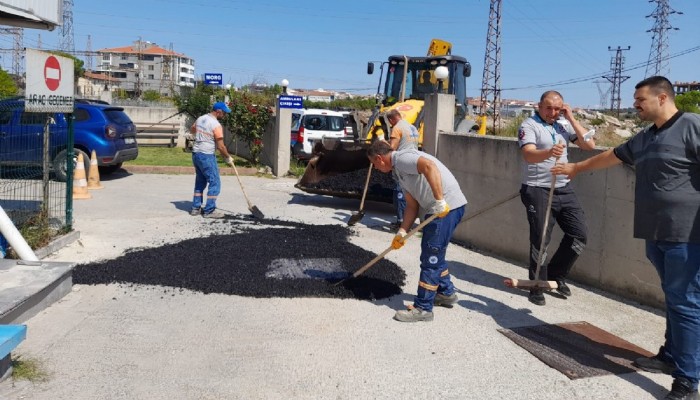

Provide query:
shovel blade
left=503, top=278, right=557, bottom=289
left=249, top=205, right=265, bottom=220
left=347, top=210, right=365, bottom=226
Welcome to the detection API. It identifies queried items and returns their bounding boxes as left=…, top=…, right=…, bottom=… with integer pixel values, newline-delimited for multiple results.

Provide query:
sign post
left=24, top=49, right=75, bottom=113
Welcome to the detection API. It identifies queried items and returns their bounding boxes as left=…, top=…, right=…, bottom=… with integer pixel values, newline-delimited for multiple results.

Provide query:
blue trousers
left=646, top=240, right=700, bottom=389
left=192, top=152, right=221, bottom=214
left=393, top=181, right=406, bottom=223
left=414, top=205, right=465, bottom=312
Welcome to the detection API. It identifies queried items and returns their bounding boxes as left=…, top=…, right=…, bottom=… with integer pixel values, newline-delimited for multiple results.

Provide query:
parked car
left=0, top=98, right=138, bottom=181
left=291, top=109, right=348, bottom=160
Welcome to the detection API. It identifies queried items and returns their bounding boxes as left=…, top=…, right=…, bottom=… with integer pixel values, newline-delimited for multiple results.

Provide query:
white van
left=291, top=109, right=347, bottom=159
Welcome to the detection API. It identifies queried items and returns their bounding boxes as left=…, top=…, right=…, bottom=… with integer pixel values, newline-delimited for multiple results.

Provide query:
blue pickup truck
left=0, top=98, right=138, bottom=181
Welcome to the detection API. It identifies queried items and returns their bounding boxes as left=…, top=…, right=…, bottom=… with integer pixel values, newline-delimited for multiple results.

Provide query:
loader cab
left=377, top=55, right=471, bottom=116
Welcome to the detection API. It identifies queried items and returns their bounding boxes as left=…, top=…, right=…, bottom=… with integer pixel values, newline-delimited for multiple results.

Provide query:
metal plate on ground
left=498, top=321, right=655, bottom=380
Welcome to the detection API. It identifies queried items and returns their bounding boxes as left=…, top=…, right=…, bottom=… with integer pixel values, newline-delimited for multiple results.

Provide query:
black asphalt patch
left=73, top=215, right=406, bottom=301
left=498, top=321, right=654, bottom=379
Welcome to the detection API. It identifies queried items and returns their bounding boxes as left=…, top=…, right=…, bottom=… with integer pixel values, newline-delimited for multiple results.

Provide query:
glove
left=224, top=156, right=234, bottom=167
left=391, top=228, right=407, bottom=250
left=431, top=199, right=450, bottom=218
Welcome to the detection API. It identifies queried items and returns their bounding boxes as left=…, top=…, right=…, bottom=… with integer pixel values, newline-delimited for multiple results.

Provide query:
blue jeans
left=646, top=240, right=700, bottom=389
left=393, top=181, right=406, bottom=223
left=192, top=152, right=221, bottom=214
left=414, top=205, right=466, bottom=312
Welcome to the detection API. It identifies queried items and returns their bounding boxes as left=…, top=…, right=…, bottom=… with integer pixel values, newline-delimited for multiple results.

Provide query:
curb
left=121, top=165, right=260, bottom=176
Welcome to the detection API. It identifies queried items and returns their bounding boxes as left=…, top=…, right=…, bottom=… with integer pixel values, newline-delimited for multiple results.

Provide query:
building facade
left=95, top=40, right=195, bottom=97
left=674, top=81, right=700, bottom=94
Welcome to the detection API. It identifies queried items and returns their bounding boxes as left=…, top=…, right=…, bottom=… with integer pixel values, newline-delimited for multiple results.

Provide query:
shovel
left=229, top=161, right=265, bottom=220
left=334, top=213, right=439, bottom=286
left=347, top=167, right=373, bottom=226
left=504, top=158, right=559, bottom=290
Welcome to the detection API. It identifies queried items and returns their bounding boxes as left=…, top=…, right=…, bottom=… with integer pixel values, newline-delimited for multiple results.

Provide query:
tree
left=675, top=91, right=700, bottom=114
left=0, top=68, right=17, bottom=98
left=48, top=51, right=85, bottom=81
left=142, top=90, right=161, bottom=101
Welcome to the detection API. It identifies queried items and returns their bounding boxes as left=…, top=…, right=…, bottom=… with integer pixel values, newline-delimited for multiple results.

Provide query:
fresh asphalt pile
left=306, top=168, right=394, bottom=202
left=73, top=215, right=406, bottom=301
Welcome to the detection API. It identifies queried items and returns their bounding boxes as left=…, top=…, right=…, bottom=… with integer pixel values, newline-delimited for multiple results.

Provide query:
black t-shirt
left=614, top=112, right=700, bottom=243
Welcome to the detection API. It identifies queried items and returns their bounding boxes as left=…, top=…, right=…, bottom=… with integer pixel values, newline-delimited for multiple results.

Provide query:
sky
left=9, top=0, right=700, bottom=109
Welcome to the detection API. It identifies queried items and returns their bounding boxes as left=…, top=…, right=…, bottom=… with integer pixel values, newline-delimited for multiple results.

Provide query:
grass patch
left=11, top=355, right=49, bottom=382
left=126, top=147, right=253, bottom=168
left=288, top=158, right=307, bottom=178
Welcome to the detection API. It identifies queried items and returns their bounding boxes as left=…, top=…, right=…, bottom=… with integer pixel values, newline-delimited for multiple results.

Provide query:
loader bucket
left=295, top=139, right=394, bottom=203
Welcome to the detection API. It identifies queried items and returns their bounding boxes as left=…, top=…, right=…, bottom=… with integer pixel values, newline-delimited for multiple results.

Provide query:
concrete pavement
left=0, top=171, right=670, bottom=399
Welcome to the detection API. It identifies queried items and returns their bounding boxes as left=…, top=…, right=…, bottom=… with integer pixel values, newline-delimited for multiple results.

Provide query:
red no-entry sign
left=44, top=56, right=61, bottom=91
left=25, top=49, right=74, bottom=112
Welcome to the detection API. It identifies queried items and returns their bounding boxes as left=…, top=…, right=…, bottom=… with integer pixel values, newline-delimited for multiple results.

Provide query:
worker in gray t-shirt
left=367, top=140, right=467, bottom=323
left=518, top=90, right=596, bottom=306
left=552, top=76, right=700, bottom=400
left=386, top=109, right=419, bottom=229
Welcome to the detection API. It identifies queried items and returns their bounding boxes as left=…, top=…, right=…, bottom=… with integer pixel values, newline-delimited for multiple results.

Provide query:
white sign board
left=25, top=48, right=75, bottom=113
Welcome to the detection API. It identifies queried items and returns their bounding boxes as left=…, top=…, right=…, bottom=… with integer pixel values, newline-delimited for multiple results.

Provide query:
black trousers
left=520, top=184, right=587, bottom=281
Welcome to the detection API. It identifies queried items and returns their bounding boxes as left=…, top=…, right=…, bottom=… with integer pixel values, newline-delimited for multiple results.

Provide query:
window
left=148, top=65, right=154, bottom=71
left=102, top=54, right=110, bottom=61
left=143, top=55, right=155, bottom=61
left=148, top=74, right=154, bottom=79
left=74, top=108, right=91, bottom=122
left=0, top=110, right=12, bottom=124
left=20, top=112, right=53, bottom=125
left=121, top=54, right=128, bottom=60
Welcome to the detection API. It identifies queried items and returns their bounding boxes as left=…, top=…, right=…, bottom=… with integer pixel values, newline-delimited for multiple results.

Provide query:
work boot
left=555, top=280, right=572, bottom=297
left=190, top=208, right=201, bottom=216
left=394, top=307, right=433, bottom=322
left=634, top=347, right=675, bottom=374
left=528, top=289, right=545, bottom=306
left=202, top=210, right=225, bottom=219
left=665, top=377, right=699, bottom=400
left=434, top=293, right=458, bottom=308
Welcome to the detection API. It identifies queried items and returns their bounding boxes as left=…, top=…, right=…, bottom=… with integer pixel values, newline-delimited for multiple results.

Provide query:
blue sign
left=278, top=95, right=303, bottom=109
left=204, top=73, right=223, bottom=85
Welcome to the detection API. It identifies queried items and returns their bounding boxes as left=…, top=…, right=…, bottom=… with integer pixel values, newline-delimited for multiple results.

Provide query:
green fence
left=0, top=98, right=73, bottom=255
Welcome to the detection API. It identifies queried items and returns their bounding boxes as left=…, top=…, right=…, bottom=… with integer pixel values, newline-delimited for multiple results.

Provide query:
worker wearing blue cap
left=189, top=101, right=233, bottom=219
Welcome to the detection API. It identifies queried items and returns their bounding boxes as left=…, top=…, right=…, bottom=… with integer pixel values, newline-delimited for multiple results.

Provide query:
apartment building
left=95, top=40, right=195, bottom=97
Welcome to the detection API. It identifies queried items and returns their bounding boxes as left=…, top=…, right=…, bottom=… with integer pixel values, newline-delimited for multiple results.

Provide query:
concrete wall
left=438, top=133, right=663, bottom=307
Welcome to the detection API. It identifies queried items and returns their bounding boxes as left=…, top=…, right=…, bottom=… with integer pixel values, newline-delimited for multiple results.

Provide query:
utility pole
left=603, top=46, right=631, bottom=117
left=136, top=37, right=143, bottom=98
left=479, top=0, right=502, bottom=135
left=60, top=0, right=75, bottom=53
left=85, top=35, right=93, bottom=72
left=645, top=0, right=682, bottom=78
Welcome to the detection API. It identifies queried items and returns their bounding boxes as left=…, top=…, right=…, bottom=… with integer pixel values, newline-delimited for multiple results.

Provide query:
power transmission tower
left=645, top=0, right=682, bottom=78
left=479, top=0, right=503, bottom=134
left=159, top=42, right=173, bottom=95
left=85, top=35, right=93, bottom=71
left=60, top=0, right=75, bottom=53
left=603, top=46, right=631, bottom=117
left=0, top=28, right=24, bottom=86
left=593, top=80, right=611, bottom=110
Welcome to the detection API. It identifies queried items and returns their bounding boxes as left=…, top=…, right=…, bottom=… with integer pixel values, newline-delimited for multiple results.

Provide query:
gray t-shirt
left=391, top=119, right=420, bottom=151
left=518, top=113, right=577, bottom=188
left=192, top=114, right=221, bottom=155
left=391, top=149, right=467, bottom=216
left=614, top=111, right=700, bottom=243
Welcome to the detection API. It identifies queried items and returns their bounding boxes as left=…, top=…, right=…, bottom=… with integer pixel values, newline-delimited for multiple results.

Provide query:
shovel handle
left=350, top=213, right=439, bottom=278
left=358, top=166, right=373, bottom=210
left=230, top=161, right=253, bottom=209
